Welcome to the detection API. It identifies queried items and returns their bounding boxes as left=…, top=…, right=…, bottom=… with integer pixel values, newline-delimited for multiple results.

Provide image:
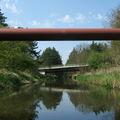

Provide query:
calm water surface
left=0, top=84, right=120, bottom=120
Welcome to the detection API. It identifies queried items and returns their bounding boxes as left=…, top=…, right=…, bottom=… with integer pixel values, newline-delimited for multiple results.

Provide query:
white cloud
left=40, top=20, right=55, bottom=28
left=32, top=20, right=40, bottom=26
left=31, top=20, right=55, bottom=28
left=1, top=0, right=21, bottom=14
left=3, top=0, right=18, bottom=4
left=7, top=20, right=22, bottom=27
left=5, top=3, right=20, bottom=14
left=0, top=4, right=3, bottom=9
left=97, top=14, right=103, bottom=20
left=57, top=14, right=74, bottom=23
left=57, top=14, right=86, bottom=25
left=42, top=21, right=54, bottom=28
left=76, top=14, right=86, bottom=23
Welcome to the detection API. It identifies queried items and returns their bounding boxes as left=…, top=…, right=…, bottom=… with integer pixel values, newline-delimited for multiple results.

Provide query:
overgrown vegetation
left=67, top=41, right=112, bottom=69
left=0, top=9, right=62, bottom=89
left=76, top=71, right=120, bottom=89
left=67, top=5, right=120, bottom=89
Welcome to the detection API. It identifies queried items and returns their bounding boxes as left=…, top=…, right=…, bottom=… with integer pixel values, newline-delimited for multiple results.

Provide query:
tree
left=0, top=9, right=40, bottom=72
left=108, top=6, right=120, bottom=28
left=40, top=47, right=62, bottom=67
left=90, top=41, right=108, bottom=53
left=66, top=44, right=90, bottom=65
left=66, top=48, right=78, bottom=65
left=107, top=5, right=120, bottom=65
left=0, top=9, right=8, bottom=27
left=88, top=52, right=106, bottom=69
left=66, top=42, right=112, bottom=69
left=88, top=42, right=113, bottom=69
left=28, top=41, right=40, bottom=58
left=0, top=41, right=38, bottom=72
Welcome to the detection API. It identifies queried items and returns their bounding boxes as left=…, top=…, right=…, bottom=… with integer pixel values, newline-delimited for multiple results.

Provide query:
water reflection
left=39, top=88, right=62, bottom=110
left=0, top=85, right=120, bottom=120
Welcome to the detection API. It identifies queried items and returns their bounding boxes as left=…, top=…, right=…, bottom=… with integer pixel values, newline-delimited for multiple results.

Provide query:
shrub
left=88, top=52, right=107, bottom=69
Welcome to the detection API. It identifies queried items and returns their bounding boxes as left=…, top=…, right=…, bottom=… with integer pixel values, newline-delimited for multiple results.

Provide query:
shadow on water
left=0, top=74, right=120, bottom=120
left=45, top=72, right=84, bottom=89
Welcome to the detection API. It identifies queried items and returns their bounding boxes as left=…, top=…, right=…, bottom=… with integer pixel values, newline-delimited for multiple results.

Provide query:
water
left=0, top=84, right=120, bottom=120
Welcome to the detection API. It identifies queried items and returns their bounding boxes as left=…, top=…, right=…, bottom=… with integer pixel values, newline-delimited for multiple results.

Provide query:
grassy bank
left=0, top=69, right=56, bottom=89
left=75, top=67, right=120, bottom=89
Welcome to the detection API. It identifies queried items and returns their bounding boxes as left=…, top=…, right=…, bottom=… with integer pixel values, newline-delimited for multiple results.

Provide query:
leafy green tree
left=88, top=52, right=106, bottom=69
left=0, top=41, right=38, bottom=72
left=107, top=5, right=120, bottom=65
left=67, top=42, right=112, bottom=69
left=108, top=6, right=120, bottom=28
left=90, top=41, right=108, bottom=53
left=0, top=9, right=40, bottom=72
left=28, top=41, right=40, bottom=58
left=66, top=44, right=90, bottom=65
left=40, top=47, right=62, bottom=67
left=88, top=42, right=113, bottom=69
left=0, top=9, right=8, bottom=27
left=66, top=48, right=78, bottom=65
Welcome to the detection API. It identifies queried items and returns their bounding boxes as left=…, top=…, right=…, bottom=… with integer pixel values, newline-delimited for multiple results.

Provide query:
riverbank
left=0, top=69, right=56, bottom=89
left=75, top=66, right=120, bottom=89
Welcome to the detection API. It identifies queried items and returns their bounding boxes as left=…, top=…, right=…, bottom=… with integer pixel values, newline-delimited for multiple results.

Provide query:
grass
left=76, top=70, right=120, bottom=89
left=0, top=69, right=44, bottom=89
left=0, top=69, right=57, bottom=89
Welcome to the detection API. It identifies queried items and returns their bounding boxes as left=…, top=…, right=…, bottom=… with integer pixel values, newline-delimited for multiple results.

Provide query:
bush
left=0, top=74, right=21, bottom=89
left=88, top=52, right=107, bottom=69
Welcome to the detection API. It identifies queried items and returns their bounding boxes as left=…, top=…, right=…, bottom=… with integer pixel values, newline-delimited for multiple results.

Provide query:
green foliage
left=0, top=9, right=8, bottom=27
left=88, top=52, right=107, bottom=69
left=43, top=74, right=56, bottom=84
left=0, top=74, right=22, bottom=89
left=110, top=41, right=120, bottom=65
left=76, top=71, right=120, bottom=89
left=108, top=6, right=120, bottom=28
left=67, top=48, right=79, bottom=65
left=66, top=42, right=111, bottom=69
left=90, top=41, right=108, bottom=53
left=28, top=41, right=40, bottom=58
left=0, top=10, right=40, bottom=72
left=66, top=44, right=90, bottom=65
left=0, top=41, right=39, bottom=72
left=107, top=6, right=120, bottom=65
left=0, top=9, right=62, bottom=88
left=40, top=47, right=62, bottom=67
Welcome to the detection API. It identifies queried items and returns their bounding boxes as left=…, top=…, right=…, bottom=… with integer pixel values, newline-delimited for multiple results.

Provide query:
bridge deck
left=39, top=65, right=88, bottom=73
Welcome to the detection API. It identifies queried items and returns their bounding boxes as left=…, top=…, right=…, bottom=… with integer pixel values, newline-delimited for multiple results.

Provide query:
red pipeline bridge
left=0, top=28, right=120, bottom=40
left=1, top=28, right=119, bottom=73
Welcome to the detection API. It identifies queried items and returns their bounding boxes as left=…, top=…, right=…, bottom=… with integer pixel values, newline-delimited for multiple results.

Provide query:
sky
left=0, top=0, right=120, bottom=64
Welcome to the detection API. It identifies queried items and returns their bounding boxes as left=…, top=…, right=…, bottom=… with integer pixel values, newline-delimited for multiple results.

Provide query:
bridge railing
left=39, top=64, right=88, bottom=69
left=39, top=65, right=89, bottom=71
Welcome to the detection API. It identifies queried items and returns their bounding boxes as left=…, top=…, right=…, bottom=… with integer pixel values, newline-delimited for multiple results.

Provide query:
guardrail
left=39, top=65, right=89, bottom=71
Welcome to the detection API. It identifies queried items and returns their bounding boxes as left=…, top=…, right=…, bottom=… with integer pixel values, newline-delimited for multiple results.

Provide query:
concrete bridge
left=39, top=65, right=88, bottom=74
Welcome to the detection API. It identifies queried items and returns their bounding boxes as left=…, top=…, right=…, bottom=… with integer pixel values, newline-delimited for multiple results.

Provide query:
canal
left=0, top=82, right=120, bottom=120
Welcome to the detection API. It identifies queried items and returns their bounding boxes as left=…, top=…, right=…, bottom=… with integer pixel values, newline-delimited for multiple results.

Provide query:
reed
left=76, top=71, right=120, bottom=89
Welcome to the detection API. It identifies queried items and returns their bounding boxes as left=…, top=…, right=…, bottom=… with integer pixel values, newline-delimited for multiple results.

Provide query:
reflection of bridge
left=39, top=65, right=88, bottom=74
left=40, top=87, right=89, bottom=93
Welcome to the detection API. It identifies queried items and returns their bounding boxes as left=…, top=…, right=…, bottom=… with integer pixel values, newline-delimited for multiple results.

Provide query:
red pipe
left=0, top=28, right=120, bottom=40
